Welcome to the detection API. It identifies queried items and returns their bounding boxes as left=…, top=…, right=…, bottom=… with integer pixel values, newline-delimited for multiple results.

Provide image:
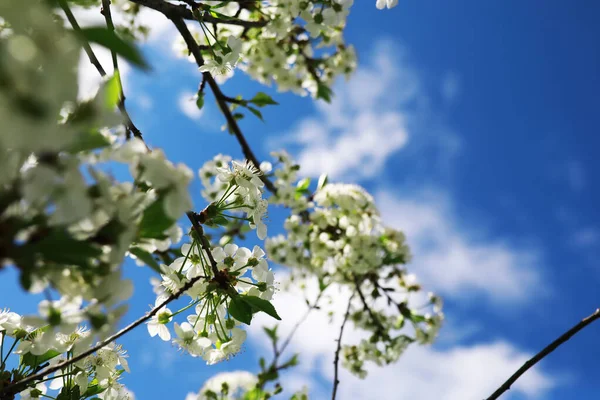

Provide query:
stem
left=100, top=0, right=144, bottom=141
left=331, top=292, right=355, bottom=400
left=486, top=308, right=600, bottom=400
left=128, top=0, right=268, bottom=28
left=186, top=212, right=220, bottom=277
left=1, top=267, right=213, bottom=395
left=169, top=16, right=277, bottom=193
left=2, top=338, right=18, bottom=366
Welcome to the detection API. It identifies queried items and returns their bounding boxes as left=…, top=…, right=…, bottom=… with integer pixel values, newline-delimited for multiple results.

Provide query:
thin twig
left=332, top=292, right=355, bottom=400
left=169, top=16, right=276, bottom=193
left=61, top=0, right=146, bottom=143
left=128, top=0, right=268, bottom=28
left=354, top=277, right=388, bottom=338
left=2, top=264, right=215, bottom=395
left=100, top=0, right=145, bottom=141
left=59, top=0, right=107, bottom=76
left=186, top=211, right=219, bottom=277
left=486, top=308, right=600, bottom=400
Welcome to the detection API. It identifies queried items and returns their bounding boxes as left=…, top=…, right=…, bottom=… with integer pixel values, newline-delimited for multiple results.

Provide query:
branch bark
left=169, top=16, right=277, bottom=193
left=485, top=308, right=600, bottom=400
left=1, top=261, right=215, bottom=395
left=128, top=0, right=268, bottom=28
left=332, top=292, right=355, bottom=400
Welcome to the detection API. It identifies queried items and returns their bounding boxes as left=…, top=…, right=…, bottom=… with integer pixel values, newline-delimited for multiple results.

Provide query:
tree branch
left=169, top=16, right=277, bottom=193
left=186, top=211, right=219, bottom=277
left=60, top=0, right=146, bottom=143
left=128, top=0, right=268, bottom=28
left=1, top=265, right=215, bottom=395
left=486, top=308, right=600, bottom=400
left=100, top=0, right=145, bottom=141
left=354, top=277, right=388, bottom=339
left=332, top=292, right=355, bottom=400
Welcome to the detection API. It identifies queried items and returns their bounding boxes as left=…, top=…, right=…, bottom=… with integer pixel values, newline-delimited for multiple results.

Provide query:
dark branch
left=186, top=211, right=219, bottom=277
left=332, top=292, right=355, bottom=400
left=2, top=264, right=214, bottom=395
left=169, top=16, right=277, bottom=193
left=128, top=0, right=268, bottom=28
left=486, top=308, right=600, bottom=400
left=60, top=0, right=146, bottom=143
left=100, top=0, right=145, bottom=141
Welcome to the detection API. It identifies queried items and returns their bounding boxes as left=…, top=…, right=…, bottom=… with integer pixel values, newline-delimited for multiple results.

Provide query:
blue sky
left=3, top=1, right=600, bottom=399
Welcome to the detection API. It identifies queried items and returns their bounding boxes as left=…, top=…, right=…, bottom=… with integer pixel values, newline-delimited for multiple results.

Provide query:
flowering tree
left=0, top=0, right=448, bottom=399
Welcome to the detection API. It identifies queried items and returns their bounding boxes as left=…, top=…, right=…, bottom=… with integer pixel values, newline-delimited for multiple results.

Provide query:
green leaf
left=246, top=106, right=264, bottom=122
left=79, top=27, right=149, bottom=70
left=263, top=325, right=278, bottom=342
left=138, top=196, right=175, bottom=239
left=196, top=92, right=205, bottom=110
left=228, top=295, right=253, bottom=325
left=317, top=173, right=328, bottom=191
left=129, top=247, right=161, bottom=274
left=26, top=230, right=102, bottom=266
left=241, top=296, right=281, bottom=321
left=316, top=82, right=333, bottom=103
left=104, top=73, right=121, bottom=109
left=296, top=178, right=310, bottom=192
left=67, top=129, right=111, bottom=154
left=20, top=349, right=61, bottom=368
left=249, top=92, right=278, bottom=107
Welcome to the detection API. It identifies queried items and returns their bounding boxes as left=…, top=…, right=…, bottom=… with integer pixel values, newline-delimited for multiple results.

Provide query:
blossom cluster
left=145, top=156, right=276, bottom=365
left=0, top=308, right=132, bottom=399
left=0, top=1, right=191, bottom=334
left=198, top=155, right=269, bottom=240
left=265, top=152, right=444, bottom=377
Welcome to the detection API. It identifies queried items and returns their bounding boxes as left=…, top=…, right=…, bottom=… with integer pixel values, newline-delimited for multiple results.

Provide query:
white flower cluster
left=185, top=370, right=258, bottom=400
left=263, top=152, right=443, bottom=378
left=0, top=1, right=193, bottom=332
left=268, top=182, right=407, bottom=277
left=147, top=240, right=275, bottom=365
left=171, top=0, right=358, bottom=98
left=0, top=308, right=132, bottom=400
left=198, top=155, right=269, bottom=240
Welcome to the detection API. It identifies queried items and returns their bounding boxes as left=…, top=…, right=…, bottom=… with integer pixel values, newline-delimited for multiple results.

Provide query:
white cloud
left=249, top=277, right=555, bottom=400
left=275, top=40, right=424, bottom=181
left=178, top=91, right=203, bottom=120
left=376, top=190, right=543, bottom=303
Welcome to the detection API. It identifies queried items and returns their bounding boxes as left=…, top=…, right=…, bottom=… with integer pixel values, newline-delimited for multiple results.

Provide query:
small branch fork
left=59, top=0, right=145, bottom=142
left=331, top=292, right=356, bottom=400
left=0, top=249, right=217, bottom=395
left=128, top=0, right=268, bottom=28
left=485, top=308, right=600, bottom=400
left=169, top=15, right=277, bottom=193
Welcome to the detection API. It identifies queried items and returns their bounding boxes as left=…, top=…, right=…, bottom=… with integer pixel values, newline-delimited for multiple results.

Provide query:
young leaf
left=138, top=197, right=175, bottom=239
left=80, top=27, right=149, bottom=70
left=246, top=106, right=264, bottom=122
left=67, top=130, right=111, bottom=154
left=196, top=92, right=205, bottom=110
left=317, top=173, right=328, bottom=191
left=250, top=92, right=278, bottom=107
left=241, top=296, right=282, bottom=320
left=20, top=349, right=61, bottom=368
left=296, top=177, right=310, bottom=192
left=103, top=73, right=121, bottom=109
left=229, top=295, right=253, bottom=325
left=316, top=82, right=333, bottom=103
